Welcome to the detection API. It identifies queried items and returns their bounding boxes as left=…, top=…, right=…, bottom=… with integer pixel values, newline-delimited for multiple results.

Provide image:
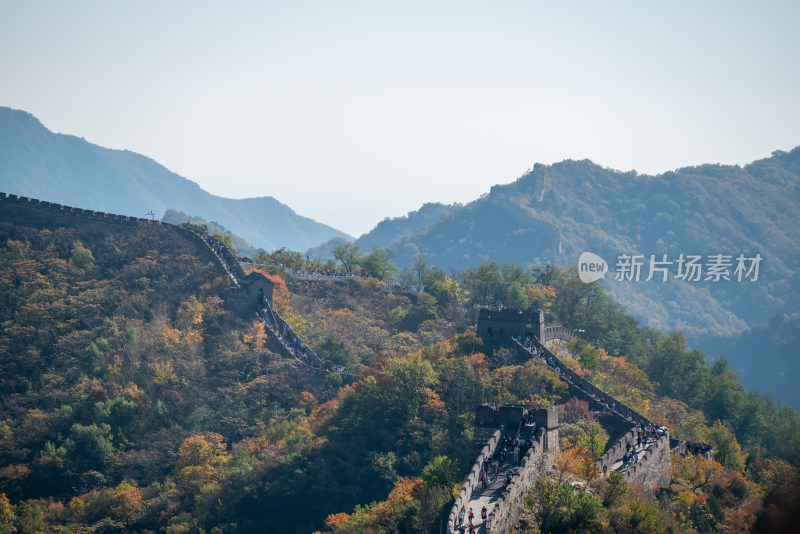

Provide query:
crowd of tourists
left=454, top=429, right=532, bottom=532
left=246, top=257, right=373, bottom=280
left=285, top=266, right=372, bottom=279
left=683, top=441, right=713, bottom=457
left=615, top=422, right=668, bottom=471
left=456, top=504, right=489, bottom=534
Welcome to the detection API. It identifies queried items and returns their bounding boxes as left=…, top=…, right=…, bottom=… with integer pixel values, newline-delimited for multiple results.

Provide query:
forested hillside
left=0, top=210, right=799, bottom=532
left=0, top=217, right=318, bottom=531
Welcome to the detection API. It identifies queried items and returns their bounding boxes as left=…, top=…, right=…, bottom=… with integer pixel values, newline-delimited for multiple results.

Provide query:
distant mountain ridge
left=0, top=107, right=351, bottom=251
left=306, top=201, right=458, bottom=259
left=318, top=149, right=800, bottom=337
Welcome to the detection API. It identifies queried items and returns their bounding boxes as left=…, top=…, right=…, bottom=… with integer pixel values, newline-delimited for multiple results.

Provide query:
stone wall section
left=446, top=428, right=504, bottom=532
left=484, top=425, right=558, bottom=534
left=622, top=433, right=671, bottom=487
left=541, top=326, right=578, bottom=345
left=0, top=192, right=350, bottom=382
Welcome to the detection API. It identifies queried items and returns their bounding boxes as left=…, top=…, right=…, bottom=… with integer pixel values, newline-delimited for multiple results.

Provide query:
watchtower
left=476, top=306, right=544, bottom=352
left=225, top=271, right=274, bottom=319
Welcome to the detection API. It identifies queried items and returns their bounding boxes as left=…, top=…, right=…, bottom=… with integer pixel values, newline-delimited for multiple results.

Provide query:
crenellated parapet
left=447, top=406, right=559, bottom=534
left=511, top=338, right=653, bottom=427
left=1, top=192, right=156, bottom=226
left=446, top=428, right=505, bottom=533
left=620, top=433, right=671, bottom=487
left=542, top=326, right=578, bottom=345
left=597, top=428, right=639, bottom=474
left=484, top=421, right=558, bottom=533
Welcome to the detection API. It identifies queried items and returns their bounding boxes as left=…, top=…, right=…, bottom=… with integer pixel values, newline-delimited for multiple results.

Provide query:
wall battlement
left=484, top=424, right=558, bottom=533
left=447, top=406, right=559, bottom=534
left=542, top=326, right=578, bottom=345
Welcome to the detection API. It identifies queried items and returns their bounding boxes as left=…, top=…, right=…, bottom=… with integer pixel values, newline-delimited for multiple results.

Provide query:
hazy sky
left=2, top=1, right=798, bottom=237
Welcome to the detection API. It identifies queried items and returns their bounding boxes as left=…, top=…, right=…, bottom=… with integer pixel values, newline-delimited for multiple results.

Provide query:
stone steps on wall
left=472, top=425, right=501, bottom=455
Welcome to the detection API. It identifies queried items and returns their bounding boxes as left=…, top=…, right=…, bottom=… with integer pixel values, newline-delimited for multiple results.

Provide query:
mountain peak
left=0, top=108, right=351, bottom=251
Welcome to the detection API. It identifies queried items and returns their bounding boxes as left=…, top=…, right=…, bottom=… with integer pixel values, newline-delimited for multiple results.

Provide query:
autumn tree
left=260, top=271, right=290, bottom=314
left=524, top=284, right=556, bottom=312
left=110, top=481, right=144, bottom=520
left=70, top=240, right=94, bottom=268
left=242, top=320, right=267, bottom=349
left=684, top=455, right=723, bottom=492
left=321, top=478, right=424, bottom=533
left=174, top=433, right=230, bottom=498
left=0, top=493, right=15, bottom=534
left=177, top=296, right=204, bottom=329
left=427, top=276, right=469, bottom=309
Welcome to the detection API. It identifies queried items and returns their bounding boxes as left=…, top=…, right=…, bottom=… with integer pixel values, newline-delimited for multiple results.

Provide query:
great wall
left=0, top=193, right=711, bottom=533
left=0, top=193, right=356, bottom=383
left=443, top=309, right=683, bottom=533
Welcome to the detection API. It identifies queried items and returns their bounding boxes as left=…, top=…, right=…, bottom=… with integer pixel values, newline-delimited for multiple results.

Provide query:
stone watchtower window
left=487, top=327, right=494, bottom=338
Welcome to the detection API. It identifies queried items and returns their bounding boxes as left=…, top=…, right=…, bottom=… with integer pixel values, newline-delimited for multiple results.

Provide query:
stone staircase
left=472, top=426, right=502, bottom=456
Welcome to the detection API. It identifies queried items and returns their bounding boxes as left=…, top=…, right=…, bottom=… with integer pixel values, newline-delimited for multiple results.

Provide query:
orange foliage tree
left=242, top=320, right=267, bottom=349
left=321, top=478, right=424, bottom=533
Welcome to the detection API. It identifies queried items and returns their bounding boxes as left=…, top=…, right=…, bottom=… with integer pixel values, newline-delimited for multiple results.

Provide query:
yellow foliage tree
left=177, top=296, right=204, bottom=329
left=174, top=433, right=230, bottom=496
left=161, top=327, right=182, bottom=345
left=298, top=391, right=318, bottom=414
left=111, top=481, right=143, bottom=520
left=242, top=320, right=267, bottom=349
left=202, top=295, right=224, bottom=322
left=555, top=445, right=599, bottom=483
left=70, top=241, right=95, bottom=268
left=524, top=284, right=556, bottom=311
left=151, top=361, right=178, bottom=387
left=0, top=492, right=15, bottom=529
left=671, top=453, right=723, bottom=492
